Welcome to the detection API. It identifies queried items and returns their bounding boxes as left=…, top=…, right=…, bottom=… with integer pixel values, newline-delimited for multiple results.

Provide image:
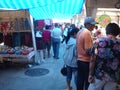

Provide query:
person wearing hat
left=76, top=16, right=97, bottom=90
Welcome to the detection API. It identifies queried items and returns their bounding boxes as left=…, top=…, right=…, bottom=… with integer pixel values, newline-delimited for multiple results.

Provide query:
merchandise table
left=0, top=51, right=35, bottom=63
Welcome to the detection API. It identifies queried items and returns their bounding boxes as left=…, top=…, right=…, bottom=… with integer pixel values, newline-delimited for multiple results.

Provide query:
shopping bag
left=60, top=64, right=67, bottom=76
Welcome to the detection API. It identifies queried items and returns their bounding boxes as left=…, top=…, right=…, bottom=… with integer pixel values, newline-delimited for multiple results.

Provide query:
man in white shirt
left=51, top=23, right=62, bottom=59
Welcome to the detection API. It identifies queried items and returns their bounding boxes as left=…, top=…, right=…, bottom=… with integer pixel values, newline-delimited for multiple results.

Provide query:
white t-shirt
left=63, top=28, right=68, bottom=37
left=36, top=31, right=42, bottom=38
left=51, top=27, right=62, bottom=38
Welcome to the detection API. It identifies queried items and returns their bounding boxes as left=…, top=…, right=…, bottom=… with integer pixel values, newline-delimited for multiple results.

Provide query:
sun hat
left=84, top=17, right=98, bottom=25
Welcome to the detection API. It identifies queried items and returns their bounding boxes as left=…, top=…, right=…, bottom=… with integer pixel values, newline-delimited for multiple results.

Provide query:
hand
left=88, top=75, right=94, bottom=83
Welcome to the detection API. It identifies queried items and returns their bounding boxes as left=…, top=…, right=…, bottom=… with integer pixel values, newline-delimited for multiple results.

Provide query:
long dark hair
left=66, top=27, right=79, bottom=44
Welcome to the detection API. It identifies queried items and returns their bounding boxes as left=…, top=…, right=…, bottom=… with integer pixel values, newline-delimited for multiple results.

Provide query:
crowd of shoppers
left=34, top=16, right=120, bottom=90
left=62, top=16, right=120, bottom=90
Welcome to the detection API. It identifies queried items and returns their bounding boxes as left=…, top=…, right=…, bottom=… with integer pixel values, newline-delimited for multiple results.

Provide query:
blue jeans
left=52, top=38, right=60, bottom=58
left=77, top=60, right=90, bottom=90
left=66, top=65, right=77, bottom=85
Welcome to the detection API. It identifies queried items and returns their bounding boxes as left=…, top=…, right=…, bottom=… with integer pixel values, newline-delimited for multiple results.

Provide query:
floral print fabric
left=91, top=37, right=120, bottom=82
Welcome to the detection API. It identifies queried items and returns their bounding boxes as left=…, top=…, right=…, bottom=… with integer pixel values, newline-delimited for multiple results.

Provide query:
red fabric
left=36, top=20, right=45, bottom=30
left=4, top=34, right=12, bottom=47
left=36, top=37, right=45, bottom=50
left=42, top=30, right=51, bottom=42
left=22, top=33, right=33, bottom=47
left=0, top=22, right=9, bottom=31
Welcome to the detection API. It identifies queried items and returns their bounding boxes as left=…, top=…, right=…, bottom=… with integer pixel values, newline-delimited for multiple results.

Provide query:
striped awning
left=0, top=0, right=84, bottom=20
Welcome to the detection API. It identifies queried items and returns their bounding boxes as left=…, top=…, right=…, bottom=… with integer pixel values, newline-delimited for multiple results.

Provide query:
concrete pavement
left=0, top=43, right=76, bottom=90
left=0, top=43, right=119, bottom=90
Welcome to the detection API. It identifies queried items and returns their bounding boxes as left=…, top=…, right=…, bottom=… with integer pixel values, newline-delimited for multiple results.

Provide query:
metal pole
left=29, top=15, right=43, bottom=64
left=29, top=15, right=37, bottom=51
left=29, top=15, right=36, bottom=64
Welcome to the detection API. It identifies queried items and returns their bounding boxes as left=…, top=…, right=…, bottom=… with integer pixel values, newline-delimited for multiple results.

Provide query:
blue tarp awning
left=0, top=0, right=84, bottom=20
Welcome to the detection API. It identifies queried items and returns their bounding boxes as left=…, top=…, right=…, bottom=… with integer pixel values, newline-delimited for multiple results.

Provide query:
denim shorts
left=66, top=65, right=77, bottom=83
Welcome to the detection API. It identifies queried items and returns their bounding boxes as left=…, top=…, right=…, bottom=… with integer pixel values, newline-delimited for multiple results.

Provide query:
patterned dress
left=91, top=36, right=120, bottom=82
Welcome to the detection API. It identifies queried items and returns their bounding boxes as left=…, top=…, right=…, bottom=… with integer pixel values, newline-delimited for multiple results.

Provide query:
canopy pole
left=29, top=15, right=41, bottom=64
left=30, top=15, right=36, bottom=51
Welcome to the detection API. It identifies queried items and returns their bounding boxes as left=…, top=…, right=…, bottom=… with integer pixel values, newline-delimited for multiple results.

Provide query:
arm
left=85, top=31, right=93, bottom=55
left=88, top=41, right=98, bottom=83
left=88, top=54, right=96, bottom=83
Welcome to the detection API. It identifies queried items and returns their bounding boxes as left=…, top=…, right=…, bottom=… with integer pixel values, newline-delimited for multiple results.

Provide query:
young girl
left=63, top=27, right=79, bottom=90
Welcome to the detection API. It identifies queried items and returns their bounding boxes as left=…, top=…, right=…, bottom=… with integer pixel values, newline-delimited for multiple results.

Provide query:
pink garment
left=36, top=20, right=45, bottom=30
left=42, top=30, right=51, bottom=42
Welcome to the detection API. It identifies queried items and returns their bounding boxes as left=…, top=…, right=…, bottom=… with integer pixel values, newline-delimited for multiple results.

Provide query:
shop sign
left=96, top=14, right=111, bottom=27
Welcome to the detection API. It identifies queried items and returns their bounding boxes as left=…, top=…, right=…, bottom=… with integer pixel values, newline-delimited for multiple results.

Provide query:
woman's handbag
left=60, top=64, right=67, bottom=76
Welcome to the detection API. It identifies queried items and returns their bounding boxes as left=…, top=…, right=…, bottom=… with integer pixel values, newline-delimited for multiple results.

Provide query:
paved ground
left=0, top=43, right=76, bottom=90
left=0, top=43, right=120, bottom=90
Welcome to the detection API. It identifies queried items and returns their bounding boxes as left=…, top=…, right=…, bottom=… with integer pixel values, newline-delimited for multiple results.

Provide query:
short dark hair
left=106, top=23, right=120, bottom=36
left=70, top=24, right=75, bottom=29
left=45, top=25, right=49, bottom=29
left=54, top=23, right=59, bottom=27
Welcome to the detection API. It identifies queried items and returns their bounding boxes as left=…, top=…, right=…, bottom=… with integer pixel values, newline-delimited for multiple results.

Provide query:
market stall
left=0, top=10, right=35, bottom=64
left=0, top=0, right=84, bottom=65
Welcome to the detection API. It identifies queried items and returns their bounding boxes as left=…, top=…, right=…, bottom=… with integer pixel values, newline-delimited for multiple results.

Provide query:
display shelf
left=0, top=30, right=31, bottom=33
left=0, top=51, right=35, bottom=63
